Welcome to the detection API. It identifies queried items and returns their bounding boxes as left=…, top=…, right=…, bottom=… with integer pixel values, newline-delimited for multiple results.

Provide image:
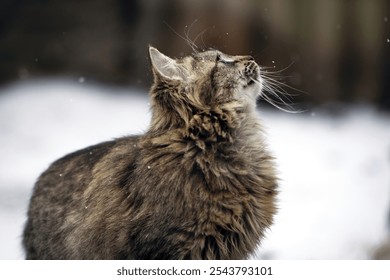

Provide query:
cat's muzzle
left=244, top=61, right=260, bottom=86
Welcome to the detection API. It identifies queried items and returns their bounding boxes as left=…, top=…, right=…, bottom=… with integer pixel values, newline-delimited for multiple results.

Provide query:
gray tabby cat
left=23, top=46, right=278, bottom=259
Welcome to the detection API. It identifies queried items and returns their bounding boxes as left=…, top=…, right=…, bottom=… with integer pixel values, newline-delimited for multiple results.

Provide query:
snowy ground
left=0, top=79, right=389, bottom=259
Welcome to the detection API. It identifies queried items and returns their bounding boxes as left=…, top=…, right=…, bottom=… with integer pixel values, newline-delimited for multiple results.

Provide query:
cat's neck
left=145, top=103, right=263, bottom=152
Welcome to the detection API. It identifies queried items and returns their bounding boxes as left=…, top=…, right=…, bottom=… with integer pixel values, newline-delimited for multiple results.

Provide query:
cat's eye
left=221, top=60, right=236, bottom=66
left=216, top=53, right=236, bottom=66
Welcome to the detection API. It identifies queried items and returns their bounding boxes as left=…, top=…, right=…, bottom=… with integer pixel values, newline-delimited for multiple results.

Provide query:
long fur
left=23, top=47, right=278, bottom=259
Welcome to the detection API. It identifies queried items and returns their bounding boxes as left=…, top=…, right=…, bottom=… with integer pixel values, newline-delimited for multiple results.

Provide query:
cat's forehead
left=189, top=49, right=241, bottom=63
left=193, top=49, right=219, bottom=61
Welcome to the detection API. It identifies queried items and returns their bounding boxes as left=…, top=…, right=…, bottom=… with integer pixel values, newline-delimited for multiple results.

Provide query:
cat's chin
left=239, top=85, right=260, bottom=108
left=247, top=78, right=261, bottom=93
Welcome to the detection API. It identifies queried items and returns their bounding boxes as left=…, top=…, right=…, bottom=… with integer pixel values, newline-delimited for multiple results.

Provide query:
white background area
left=0, top=79, right=389, bottom=259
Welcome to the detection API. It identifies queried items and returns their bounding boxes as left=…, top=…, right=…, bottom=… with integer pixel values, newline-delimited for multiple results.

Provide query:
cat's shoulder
left=47, top=136, right=140, bottom=171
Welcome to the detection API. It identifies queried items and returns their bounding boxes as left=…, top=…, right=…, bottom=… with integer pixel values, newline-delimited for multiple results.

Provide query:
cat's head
left=148, top=46, right=262, bottom=139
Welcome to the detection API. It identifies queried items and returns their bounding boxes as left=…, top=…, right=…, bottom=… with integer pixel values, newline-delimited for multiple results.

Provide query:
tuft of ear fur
left=149, top=46, right=184, bottom=82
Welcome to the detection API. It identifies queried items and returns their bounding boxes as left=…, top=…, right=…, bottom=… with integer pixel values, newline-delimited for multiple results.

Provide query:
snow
left=0, top=79, right=389, bottom=259
left=258, top=107, right=390, bottom=259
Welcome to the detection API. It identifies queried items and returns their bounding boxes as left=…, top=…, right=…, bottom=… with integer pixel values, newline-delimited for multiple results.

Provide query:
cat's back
left=23, top=136, right=140, bottom=259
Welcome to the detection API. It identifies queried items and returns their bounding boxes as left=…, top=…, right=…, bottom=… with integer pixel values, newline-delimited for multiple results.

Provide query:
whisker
left=261, top=60, right=296, bottom=74
left=252, top=78, right=305, bottom=113
left=184, top=19, right=200, bottom=52
left=261, top=76, right=301, bottom=97
left=193, top=28, right=209, bottom=51
left=164, top=21, right=198, bottom=53
left=260, top=92, right=303, bottom=113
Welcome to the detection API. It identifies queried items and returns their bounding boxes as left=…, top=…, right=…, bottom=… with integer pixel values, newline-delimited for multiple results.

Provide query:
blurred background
left=1, top=0, right=389, bottom=109
left=0, top=0, right=389, bottom=259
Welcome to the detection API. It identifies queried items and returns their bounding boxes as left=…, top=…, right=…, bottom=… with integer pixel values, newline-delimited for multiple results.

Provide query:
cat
left=23, top=46, right=278, bottom=259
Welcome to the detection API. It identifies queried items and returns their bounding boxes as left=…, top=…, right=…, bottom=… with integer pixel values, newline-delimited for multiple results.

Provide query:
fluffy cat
left=23, top=46, right=278, bottom=259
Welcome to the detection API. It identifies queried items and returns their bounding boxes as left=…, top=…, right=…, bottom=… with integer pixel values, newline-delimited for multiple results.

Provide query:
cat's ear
left=149, top=46, right=184, bottom=82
